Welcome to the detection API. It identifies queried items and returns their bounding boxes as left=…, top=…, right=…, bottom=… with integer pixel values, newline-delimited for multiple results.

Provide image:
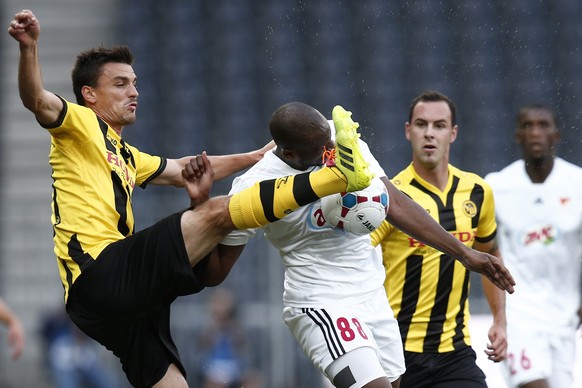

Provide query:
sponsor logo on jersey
left=306, top=202, right=333, bottom=232
left=407, top=231, right=476, bottom=248
left=521, top=224, right=557, bottom=246
left=107, top=151, right=136, bottom=188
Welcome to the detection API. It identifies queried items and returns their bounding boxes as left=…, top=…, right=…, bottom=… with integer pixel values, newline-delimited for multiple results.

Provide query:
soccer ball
left=321, top=178, right=389, bottom=235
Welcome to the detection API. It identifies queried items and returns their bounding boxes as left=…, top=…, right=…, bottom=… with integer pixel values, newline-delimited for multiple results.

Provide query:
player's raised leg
left=332, top=105, right=372, bottom=192
left=229, top=105, right=373, bottom=229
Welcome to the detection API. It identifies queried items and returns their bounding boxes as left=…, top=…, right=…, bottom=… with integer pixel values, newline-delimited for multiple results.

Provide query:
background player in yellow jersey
left=9, top=9, right=391, bottom=388
left=371, top=90, right=507, bottom=387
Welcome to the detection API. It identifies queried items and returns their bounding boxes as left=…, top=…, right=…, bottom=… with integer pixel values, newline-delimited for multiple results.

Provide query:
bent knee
left=185, top=196, right=233, bottom=231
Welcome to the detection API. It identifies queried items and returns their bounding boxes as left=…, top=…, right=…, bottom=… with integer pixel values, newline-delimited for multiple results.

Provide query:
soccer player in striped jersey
left=486, top=104, right=582, bottom=388
left=219, top=101, right=515, bottom=388
left=371, top=90, right=508, bottom=388
left=9, top=9, right=375, bottom=388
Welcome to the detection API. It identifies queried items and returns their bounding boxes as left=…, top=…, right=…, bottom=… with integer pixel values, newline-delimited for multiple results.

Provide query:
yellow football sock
left=229, top=166, right=347, bottom=229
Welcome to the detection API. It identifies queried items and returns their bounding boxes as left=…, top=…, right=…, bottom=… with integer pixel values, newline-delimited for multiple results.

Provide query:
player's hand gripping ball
left=321, top=177, right=389, bottom=235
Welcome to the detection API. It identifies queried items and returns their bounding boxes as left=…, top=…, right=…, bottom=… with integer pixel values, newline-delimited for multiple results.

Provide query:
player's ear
left=281, top=147, right=296, bottom=160
left=81, top=86, right=96, bottom=105
left=404, top=122, right=411, bottom=141
left=450, top=125, right=458, bottom=143
left=514, top=129, right=523, bottom=145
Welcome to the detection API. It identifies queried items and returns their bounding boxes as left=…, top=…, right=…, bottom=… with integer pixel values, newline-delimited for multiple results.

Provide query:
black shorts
left=400, top=346, right=487, bottom=388
left=66, top=211, right=205, bottom=387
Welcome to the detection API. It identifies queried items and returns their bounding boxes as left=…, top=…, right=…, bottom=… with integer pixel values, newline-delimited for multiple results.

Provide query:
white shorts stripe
left=304, top=308, right=346, bottom=359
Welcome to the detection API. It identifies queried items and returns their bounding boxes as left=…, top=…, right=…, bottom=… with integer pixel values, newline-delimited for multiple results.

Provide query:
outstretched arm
left=0, top=298, right=25, bottom=360
left=382, top=177, right=515, bottom=293
left=9, top=9, right=63, bottom=125
left=152, top=141, right=275, bottom=186
left=474, top=239, right=507, bottom=362
left=194, top=244, right=246, bottom=286
left=206, top=140, right=275, bottom=180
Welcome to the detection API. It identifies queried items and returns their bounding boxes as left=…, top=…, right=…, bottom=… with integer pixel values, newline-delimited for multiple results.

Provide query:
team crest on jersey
left=462, top=200, right=477, bottom=218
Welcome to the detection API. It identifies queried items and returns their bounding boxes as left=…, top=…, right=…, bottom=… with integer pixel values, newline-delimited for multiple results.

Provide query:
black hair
left=408, top=90, right=457, bottom=126
left=71, top=45, right=134, bottom=105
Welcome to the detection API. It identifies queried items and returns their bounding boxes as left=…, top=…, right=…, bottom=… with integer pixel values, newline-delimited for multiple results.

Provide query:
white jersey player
left=222, top=106, right=405, bottom=387
left=485, top=104, right=582, bottom=388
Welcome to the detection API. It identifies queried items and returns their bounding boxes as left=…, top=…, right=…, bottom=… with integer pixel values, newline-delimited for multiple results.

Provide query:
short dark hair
left=269, top=102, right=328, bottom=150
left=517, top=103, right=559, bottom=128
left=408, top=90, right=457, bottom=126
left=71, top=45, right=134, bottom=105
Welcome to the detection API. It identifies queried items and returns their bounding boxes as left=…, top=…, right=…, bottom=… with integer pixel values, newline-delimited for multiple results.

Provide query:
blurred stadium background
left=1, top=0, right=582, bottom=387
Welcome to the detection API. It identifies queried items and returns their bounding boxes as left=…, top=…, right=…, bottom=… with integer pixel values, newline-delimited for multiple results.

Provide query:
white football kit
left=485, top=157, right=582, bottom=388
left=222, top=123, right=405, bottom=387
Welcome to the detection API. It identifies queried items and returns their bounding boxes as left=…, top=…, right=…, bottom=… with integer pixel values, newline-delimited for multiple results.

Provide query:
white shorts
left=501, top=326, right=576, bottom=388
left=283, top=288, right=405, bottom=388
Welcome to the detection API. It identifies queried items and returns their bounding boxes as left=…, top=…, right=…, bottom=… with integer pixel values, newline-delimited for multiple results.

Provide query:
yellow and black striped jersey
left=44, top=98, right=165, bottom=303
left=371, top=163, right=496, bottom=353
